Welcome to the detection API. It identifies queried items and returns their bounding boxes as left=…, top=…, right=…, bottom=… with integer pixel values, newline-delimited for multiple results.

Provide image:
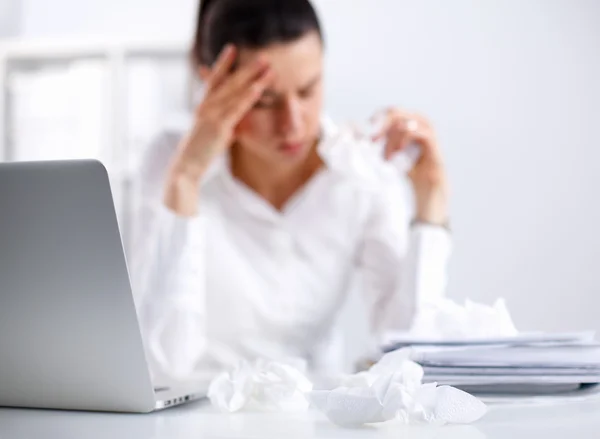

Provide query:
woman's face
left=228, top=32, right=324, bottom=166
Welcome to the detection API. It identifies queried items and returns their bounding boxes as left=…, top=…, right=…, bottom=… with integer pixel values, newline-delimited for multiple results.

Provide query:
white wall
left=313, top=0, right=600, bottom=363
left=20, top=0, right=197, bottom=40
left=13, top=0, right=600, bottom=354
left=319, top=0, right=600, bottom=336
left=0, top=0, right=21, bottom=37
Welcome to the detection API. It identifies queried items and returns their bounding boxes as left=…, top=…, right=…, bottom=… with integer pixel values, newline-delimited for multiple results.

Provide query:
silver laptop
left=0, top=159, right=207, bottom=413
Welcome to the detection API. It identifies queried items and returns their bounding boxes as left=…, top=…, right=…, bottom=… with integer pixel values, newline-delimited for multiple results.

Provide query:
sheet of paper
left=381, top=331, right=596, bottom=351
left=412, top=344, right=600, bottom=369
left=423, top=374, right=600, bottom=385
left=423, top=366, right=600, bottom=376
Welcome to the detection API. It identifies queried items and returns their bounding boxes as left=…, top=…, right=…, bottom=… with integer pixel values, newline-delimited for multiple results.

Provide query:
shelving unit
left=0, top=38, right=195, bottom=254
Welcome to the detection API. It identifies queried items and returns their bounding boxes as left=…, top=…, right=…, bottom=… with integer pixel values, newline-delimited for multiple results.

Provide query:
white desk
left=1, top=396, right=600, bottom=439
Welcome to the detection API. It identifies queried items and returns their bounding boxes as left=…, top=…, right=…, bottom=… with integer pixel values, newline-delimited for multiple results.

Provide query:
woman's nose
left=277, top=98, right=303, bottom=137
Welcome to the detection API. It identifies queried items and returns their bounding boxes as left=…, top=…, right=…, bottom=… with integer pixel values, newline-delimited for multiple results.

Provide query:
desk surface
left=2, top=395, right=600, bottom=439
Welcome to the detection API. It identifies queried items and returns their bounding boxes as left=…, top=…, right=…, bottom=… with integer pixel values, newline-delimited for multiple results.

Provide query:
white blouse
left=128, top=117, right=451, bottom=383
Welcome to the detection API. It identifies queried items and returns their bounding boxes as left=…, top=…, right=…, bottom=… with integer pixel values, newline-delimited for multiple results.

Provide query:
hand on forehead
left=233, top=33, right=323, bottom=93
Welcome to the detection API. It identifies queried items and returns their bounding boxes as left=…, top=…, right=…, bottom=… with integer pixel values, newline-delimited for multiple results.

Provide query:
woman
left=131, top=0, right=451, bottom=382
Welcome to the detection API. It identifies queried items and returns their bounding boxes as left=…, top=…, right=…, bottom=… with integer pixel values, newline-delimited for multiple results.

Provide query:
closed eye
left=254, top=93, right=278, bottom=109
left=252, top=74, right=321, bottom=108
left=299, top=85, right=316, bottom=99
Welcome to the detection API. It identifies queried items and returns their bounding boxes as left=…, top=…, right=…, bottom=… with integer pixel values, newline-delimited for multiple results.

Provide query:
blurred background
left=1, top=0, right=599, bottom=366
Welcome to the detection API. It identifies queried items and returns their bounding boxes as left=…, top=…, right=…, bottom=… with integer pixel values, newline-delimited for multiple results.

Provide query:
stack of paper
left=381, top=332, right=600, bottom=397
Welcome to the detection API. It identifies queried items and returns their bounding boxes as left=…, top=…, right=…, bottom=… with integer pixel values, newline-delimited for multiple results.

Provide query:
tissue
left=307, top=349, right=487, bottom=428
left=207, top=358, right=313, bottom=412
left=317, top=120, right=419, bottom=187
left=409, top=298, right=518, bottom=340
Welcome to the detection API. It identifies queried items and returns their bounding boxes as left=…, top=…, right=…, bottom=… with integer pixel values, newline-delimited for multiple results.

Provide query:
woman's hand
left=165, top=45, right=273, bottom=216
left=372, top=108, right=449, bottom=226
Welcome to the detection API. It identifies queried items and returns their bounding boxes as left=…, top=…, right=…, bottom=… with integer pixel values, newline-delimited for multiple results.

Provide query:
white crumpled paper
left=317, top=118, right=421, bottom=187
left=409, top=297, right=519, bottom=340
left=307, top=349, right=487, bottom=428
left=207, top=358, right=313, bottom=412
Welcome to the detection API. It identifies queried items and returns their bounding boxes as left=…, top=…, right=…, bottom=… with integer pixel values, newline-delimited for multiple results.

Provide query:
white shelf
left=0, top=38, right=189, bottom=60
left=0, top=38, right=194, bottom=254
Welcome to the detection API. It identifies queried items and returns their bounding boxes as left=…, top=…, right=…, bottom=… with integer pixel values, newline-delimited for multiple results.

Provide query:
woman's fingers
left=211, top=58, right=271, bottom=105
left=369, top=109, right=437, bottom=160
left=197, top=49, right=274, bottom=133
left=197, top=57, right=271, bottom=128
left=371, top=108, right=415, bottom=140
left=373, top=110, right=414, bottom=158
left=383, top=124, right=412, bottom=159
left=222, top=68, right=274, bottom=125
left=205, top=44, right=237, bottom=91
left=383, top=122, right=432, bottom=159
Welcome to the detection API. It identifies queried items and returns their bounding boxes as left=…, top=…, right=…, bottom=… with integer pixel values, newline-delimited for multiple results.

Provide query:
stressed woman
left=131, top=0, right=451, bottom=382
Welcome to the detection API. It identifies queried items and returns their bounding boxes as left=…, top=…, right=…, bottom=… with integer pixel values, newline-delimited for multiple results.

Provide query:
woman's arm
left=356, top=186, right=452, bottom=338
left=360, top=108, right=451, bottom=334
left=129, top=47, right=274, bottom=381
left=129, top=132, right=209, bottom=382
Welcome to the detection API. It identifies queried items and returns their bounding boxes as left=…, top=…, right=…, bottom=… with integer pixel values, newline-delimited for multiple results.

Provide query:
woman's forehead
left=235, top=33, right=323, bottom=88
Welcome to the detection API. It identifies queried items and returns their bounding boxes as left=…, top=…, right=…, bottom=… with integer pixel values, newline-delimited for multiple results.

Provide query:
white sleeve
left=128, top=132, right=208, bottom=382
left=356, top=188, right=452, bottom=337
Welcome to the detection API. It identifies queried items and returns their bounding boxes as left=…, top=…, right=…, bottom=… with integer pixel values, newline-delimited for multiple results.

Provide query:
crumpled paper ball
left=307, top=349, right=487, bottom=428
left=207, top=358, right=313, bottom=412
left=409, top=297, right=519, bottom=340
left=317, top=120, right=421, bottom=187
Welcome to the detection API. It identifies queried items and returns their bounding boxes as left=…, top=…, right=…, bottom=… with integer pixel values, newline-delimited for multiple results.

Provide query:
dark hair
left=192, top=0, right=324, bottom=67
